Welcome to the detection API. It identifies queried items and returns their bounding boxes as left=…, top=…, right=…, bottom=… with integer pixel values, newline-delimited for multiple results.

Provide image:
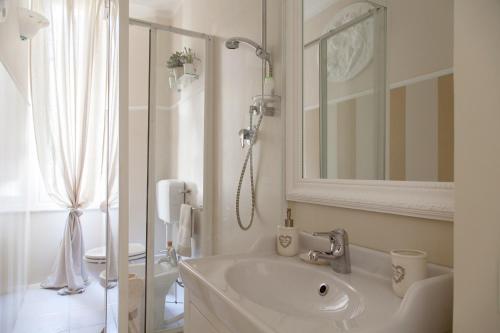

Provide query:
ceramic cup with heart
left=390, top=249, right=427, bottom=298
left=277, top=225, right=299, bottom=256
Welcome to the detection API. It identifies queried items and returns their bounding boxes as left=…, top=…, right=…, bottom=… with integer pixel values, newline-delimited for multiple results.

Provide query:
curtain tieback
left=69, top=208, right=83, bottom=217
left=99, top=201, right=107, bottom=213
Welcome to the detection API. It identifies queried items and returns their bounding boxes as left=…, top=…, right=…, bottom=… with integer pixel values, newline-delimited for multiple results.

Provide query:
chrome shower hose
left=235, top=111, right=265, bottom=230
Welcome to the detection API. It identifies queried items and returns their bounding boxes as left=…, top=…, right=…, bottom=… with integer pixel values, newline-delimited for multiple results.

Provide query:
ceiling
left=131, top=0, right=341, bottom=21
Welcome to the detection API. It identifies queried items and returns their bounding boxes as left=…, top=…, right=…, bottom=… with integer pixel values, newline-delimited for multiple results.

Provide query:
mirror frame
left=284, top=0, right=454, bottom=221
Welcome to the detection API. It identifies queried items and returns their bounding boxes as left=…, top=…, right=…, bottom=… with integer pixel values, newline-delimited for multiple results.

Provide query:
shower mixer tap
left=238, top=105, right=261, bottom=148
left=238, top=128, right=255, bottom=148
left=249, top=105, right=260, bottom=115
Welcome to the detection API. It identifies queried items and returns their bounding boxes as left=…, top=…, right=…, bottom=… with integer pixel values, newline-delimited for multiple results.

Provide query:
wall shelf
left=252, top=94, right=281, bottom=116
left=169, top=71, right=199, bottom=92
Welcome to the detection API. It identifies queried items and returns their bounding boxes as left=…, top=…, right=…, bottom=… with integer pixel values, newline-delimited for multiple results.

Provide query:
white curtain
left=31, top=0, right=110, bottom=295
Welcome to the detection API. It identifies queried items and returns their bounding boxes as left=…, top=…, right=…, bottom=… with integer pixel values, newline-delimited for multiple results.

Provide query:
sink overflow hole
left=318, top=283, right=329, bottom=296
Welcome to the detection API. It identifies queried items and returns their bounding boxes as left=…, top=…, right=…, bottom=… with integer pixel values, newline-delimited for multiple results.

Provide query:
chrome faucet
left=158, top=252, right=176, bottom=266
left=158, top=243, right=178, bottom=267
left=309, top=229, right=351, bottom=274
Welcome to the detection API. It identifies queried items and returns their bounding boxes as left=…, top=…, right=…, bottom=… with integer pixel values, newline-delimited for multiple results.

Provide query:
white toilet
left=84, top=243, right=146, bottom=283
left=84, top=180, right=184, bottom=287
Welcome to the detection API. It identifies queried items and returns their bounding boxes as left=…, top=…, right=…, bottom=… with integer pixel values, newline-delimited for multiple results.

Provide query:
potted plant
left=181, top=47, right=199, bottom=75
left=167, top=51, right=184, bottom=80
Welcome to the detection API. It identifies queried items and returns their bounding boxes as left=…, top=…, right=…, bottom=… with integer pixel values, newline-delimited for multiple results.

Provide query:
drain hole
left=318, top=283, right=329, bottom=296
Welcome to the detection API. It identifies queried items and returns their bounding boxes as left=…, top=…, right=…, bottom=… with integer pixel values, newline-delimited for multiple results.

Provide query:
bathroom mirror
left=302, top=0, right=453, bottom=182
left=285, top=0, right=454, bottom=220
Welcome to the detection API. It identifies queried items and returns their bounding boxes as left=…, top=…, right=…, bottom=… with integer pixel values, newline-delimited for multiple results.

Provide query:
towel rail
left=190, top=206, right=203, bottom=236
left=182, top=184, right=203, bottom=237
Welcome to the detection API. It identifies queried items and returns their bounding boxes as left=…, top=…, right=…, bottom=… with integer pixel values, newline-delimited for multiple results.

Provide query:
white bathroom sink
left=225, top=258, right=363, bottom=320
left=180, top=233, right=453, bottom=333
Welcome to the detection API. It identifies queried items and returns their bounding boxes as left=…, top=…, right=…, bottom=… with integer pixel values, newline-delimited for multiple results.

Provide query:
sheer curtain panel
left=30, top=0, right=110, bottom=295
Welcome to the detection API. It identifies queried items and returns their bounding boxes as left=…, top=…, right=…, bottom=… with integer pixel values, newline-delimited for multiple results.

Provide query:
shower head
left=225, top=39, right=241, bottom=49
left=225, top=37, right=271, bottom=63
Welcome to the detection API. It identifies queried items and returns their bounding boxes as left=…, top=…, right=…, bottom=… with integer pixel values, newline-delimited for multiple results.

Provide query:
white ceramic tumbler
left=390, top=249, right=427, bottom=298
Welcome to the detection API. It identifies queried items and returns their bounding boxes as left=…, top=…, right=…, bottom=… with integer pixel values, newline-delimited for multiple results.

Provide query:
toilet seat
left=84, top=243, right=146, bottom=264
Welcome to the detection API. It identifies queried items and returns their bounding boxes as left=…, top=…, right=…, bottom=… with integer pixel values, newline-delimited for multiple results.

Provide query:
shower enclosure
left=0, top=55, right=31, bottom=333
left=126, top=18, right=213, bottom=333
left=0, top=0, right=119, bottom=332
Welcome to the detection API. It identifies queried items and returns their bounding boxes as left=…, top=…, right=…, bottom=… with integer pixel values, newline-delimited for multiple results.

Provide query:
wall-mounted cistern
left=309, top=229, right=351, bottom=274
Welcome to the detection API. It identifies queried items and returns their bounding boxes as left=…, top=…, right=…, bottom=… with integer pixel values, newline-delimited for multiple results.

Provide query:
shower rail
left=129, top=18, right=211, bottom=40
left=304, top=7, right=380, bottom=49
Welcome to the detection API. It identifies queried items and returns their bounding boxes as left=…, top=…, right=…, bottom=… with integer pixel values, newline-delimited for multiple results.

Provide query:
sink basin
left=225, top=259, right=363, bottom=320
left=180, top=233, right=453, bottom=333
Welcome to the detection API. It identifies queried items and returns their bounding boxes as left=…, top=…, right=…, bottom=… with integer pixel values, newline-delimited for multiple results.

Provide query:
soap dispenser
left=277, top=208, right=299, bottom=256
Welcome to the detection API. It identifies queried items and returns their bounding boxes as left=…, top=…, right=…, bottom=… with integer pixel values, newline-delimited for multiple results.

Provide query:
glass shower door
left=104, top=0, right=120, bottom=332
left=0, top=61, right=31, bottom=333
left=143, top=23, right=211, bottom=333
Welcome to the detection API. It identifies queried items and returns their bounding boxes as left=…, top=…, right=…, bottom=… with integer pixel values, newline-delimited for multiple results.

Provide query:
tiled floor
left=164, top=288, right=184, bottom=331
left=10, top=281, right=184, bottom=333
left=12, top=282, right=114, bottom=333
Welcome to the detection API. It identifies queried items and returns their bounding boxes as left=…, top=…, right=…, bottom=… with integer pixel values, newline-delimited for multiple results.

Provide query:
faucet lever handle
left=313, top=229, right=347, bottom=236
left=312, top=229, right=348, bottom=247
left=312, top=231, right=333, bottom=237
left=312, top=230, right=337, bottom=240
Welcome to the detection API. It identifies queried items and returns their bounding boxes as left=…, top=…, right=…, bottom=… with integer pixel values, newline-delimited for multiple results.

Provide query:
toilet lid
left=84, top=243, right=146, bottom=260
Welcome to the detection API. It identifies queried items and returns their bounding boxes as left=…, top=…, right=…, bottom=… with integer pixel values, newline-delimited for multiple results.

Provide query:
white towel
left=176, top=204, right=192, bottom=257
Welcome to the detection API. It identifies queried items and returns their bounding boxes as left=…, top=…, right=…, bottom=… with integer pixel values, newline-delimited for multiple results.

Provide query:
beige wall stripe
left=438, top=74, right=454, bottom=181
left=389, top=87, right=406, bottom=180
